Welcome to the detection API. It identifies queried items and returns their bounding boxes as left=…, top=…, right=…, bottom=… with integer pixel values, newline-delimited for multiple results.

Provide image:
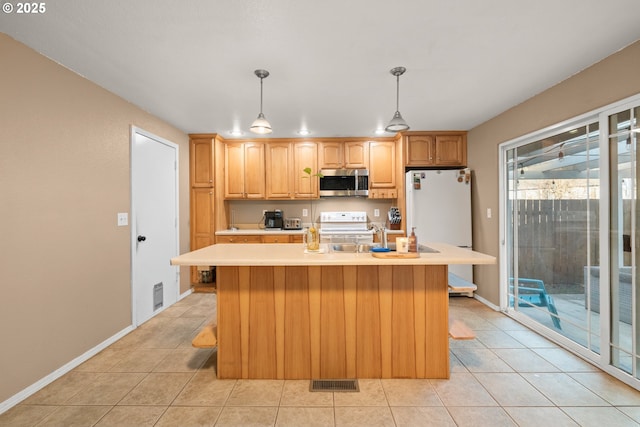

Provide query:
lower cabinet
left=263, top=235, right=304, bottom=243
left=217, top=234, right=303, bottom=244
left=217, top=235, right=263, bottom=244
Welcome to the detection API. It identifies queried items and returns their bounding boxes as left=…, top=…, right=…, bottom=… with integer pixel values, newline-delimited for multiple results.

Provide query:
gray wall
left=0, top=34, right=190, bottom=404
left=468, top=40, right=640, bottom=305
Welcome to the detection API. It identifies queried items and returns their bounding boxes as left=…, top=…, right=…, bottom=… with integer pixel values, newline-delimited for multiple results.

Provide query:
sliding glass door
left=501, top=98, right=640, bottom=387
left=609, top=106, right=640, bottom=376
left=505, top=121, right=601, bottom=352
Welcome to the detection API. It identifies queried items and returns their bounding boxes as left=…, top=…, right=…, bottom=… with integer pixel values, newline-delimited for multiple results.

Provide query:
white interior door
left=131, top=127, right=179, bottom=326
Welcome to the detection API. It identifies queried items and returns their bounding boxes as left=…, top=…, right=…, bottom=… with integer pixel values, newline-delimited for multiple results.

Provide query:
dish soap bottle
left=409, top=227, right=418, bottom=252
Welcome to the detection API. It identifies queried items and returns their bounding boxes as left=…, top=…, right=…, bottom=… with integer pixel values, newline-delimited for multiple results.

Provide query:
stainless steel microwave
left=319, top=169, right=369, bottom=197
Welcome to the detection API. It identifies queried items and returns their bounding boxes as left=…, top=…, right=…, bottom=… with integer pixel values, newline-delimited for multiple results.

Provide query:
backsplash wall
left=227, top=199, right=399, bottom=229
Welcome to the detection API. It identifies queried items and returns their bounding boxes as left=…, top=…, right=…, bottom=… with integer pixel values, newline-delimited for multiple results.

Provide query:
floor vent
left=310, top=379, right=359, bottom=392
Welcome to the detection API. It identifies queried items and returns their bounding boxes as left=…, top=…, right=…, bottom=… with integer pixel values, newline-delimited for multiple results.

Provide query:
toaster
left=283, top=218, right=302, bottom=230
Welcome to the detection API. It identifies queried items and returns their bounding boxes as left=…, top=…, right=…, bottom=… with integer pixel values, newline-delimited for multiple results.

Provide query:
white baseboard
left=0, top=325, right=134, bottom=415
left=473, top=293, right=501, bottom=311
left=0, top=289, right=196, bottom=415
left=179, top=288, right=192, bottom=301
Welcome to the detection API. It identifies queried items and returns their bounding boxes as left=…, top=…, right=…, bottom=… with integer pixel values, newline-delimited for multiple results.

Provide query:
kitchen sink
left=329, top=242, right=439, bottom=253
left=330, top=243, right=381, bottom=253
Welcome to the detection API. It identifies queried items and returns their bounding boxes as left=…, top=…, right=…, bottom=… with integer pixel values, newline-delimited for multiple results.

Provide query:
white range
left=318, top=211, right=374, bottom=244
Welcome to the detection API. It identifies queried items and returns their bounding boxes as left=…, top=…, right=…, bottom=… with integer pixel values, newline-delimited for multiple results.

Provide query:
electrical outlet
left=302, top=208, right=308, bottom=217
left=374, top=209, right=380, bottom=217
left=117, top=212, right=128, bottom=226
left=487, top=208, right=492, bottom=219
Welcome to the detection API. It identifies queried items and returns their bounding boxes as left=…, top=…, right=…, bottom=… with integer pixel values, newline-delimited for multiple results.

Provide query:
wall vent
left=153, top=282, right=163, bottom=311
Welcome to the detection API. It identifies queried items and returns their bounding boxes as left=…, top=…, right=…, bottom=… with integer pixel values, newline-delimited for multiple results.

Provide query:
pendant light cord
left=396, top=74, right=400, bottom=112
left=259, top=77, right=264, bottom=114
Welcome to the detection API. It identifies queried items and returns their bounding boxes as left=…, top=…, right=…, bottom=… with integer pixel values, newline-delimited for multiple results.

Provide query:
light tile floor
left=3, top=294, right=640, bottom=426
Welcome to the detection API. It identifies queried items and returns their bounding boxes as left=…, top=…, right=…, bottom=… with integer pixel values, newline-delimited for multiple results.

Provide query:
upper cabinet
left=404, top=131, right=467, bottom=167
left=369, top=141, right=395, bottom=188
left=293, top=141, right=319, bottom=198
left=319, top=140, right=368, bottom=169
left=190, top=136, right=215, bottom=187
left=368, top=140, right=398, bottom=199
left=264, top=141, right=318, bottom=199
left=265, top=142, right=293, bottom=199
left=224, top=142, right=265, bottom=199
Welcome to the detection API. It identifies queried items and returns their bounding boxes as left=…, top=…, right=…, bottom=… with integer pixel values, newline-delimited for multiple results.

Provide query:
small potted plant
left=302, top=167, right=323, bottom=251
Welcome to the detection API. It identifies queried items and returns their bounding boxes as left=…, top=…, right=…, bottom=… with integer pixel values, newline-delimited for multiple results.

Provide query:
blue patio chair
left=510, top=278, right=561, bottom=330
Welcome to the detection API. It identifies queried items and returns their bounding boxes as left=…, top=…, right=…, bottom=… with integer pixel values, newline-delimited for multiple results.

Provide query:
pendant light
left=385, top=66, right=410, bottom=132
left=250, top=69, right=272, bottom=134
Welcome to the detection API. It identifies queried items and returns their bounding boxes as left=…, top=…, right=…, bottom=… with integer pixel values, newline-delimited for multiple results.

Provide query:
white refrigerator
left=405, top=168, right=473, bottom=283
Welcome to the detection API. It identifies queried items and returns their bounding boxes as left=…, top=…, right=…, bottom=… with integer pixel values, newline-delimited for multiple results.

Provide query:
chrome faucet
left=381, top=227, right=388, bottom=248
left=372, top=224, right=389, bottom=248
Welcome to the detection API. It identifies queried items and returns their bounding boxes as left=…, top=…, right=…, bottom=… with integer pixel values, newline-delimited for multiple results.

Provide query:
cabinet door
left=217, top=234, right=263, bottom=244
left=293, top=141, right=318, bottom=198
left=405, top=135, right=435, bottom=166
left=190, top=187, right=215, bottom=282
left=243, top=142, right=266, bottom=199
left=224, top=143, right=246, bottom=198
left=262, top=235, right=291, bottom=243
left=318, top=142, right=343, bottom=169
left=435, top=134, right=466, bottom=166
left=191, top=138, right=214, bottom=187
left=344, top=141, right=369, bottom=168
left=369, top=141, right=396, bottom=188
left=266, top=142, right=293, bottom=199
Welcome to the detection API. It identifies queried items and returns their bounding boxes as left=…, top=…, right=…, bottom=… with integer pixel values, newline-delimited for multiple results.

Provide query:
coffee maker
left=264, top=210, right=284, bottom=229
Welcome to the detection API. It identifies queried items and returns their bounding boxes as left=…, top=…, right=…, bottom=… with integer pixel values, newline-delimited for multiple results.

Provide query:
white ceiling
left=1, top=0, right=639, bottom=139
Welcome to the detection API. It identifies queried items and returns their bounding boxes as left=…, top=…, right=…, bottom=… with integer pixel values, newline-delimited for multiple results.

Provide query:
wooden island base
left=216, top=264, right=450, bottom=380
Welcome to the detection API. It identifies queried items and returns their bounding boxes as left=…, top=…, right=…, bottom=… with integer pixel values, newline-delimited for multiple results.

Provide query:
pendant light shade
left=250, top=69, right=272, bottom=134
left=385, top=66, right=410, bottom=132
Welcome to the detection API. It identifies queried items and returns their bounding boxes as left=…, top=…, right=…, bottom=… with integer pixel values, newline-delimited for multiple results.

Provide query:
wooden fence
left=514, top=199, right=600, bottom=291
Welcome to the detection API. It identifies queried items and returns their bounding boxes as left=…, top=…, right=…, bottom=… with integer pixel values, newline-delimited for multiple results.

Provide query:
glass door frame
left=498, top=93, right=640, bottom=390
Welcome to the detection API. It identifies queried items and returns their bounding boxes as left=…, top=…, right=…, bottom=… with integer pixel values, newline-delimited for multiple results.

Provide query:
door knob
left=137, top=235, right=147, bottom=242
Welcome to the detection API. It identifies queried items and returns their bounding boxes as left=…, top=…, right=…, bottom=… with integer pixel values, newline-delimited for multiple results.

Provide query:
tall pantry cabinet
left=189, top=134, right=221, bottom=284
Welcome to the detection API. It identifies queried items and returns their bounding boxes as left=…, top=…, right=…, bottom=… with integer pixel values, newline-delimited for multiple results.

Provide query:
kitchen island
left=171, top=243, right=494, bottom=379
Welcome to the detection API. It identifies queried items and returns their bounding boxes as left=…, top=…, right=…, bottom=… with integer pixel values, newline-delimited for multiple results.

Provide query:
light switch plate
left=117, top=212, right=128, bottom=226
left=374, top=209, right=380, bottom=217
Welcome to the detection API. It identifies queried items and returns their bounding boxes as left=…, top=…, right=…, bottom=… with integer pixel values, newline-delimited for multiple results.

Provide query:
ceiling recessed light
left=374, top=128, right=386, bottom=135
left=229, top=130, right=244, bottom=136
left=297, top=129, right=310, bottom=136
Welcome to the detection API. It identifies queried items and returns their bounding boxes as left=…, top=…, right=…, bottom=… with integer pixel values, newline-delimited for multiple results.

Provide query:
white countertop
left=216, top=229, right=304, bottom=236
left=170, top=242, right=495, bottom=267
left=385, top=229, right=405, bottom=235
left=215, top=228, right=404, bottom=236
